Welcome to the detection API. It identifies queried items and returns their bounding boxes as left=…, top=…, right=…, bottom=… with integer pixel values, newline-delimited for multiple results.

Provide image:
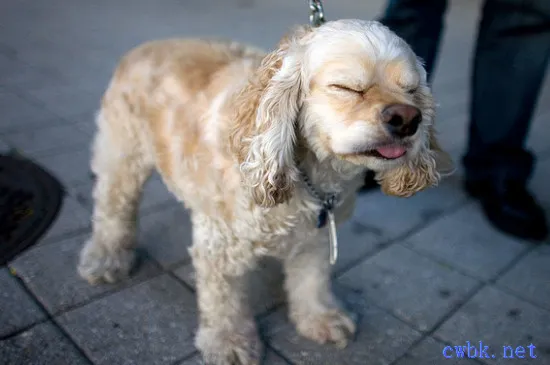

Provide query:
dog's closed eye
left=329, top=84, right=363, bottom=94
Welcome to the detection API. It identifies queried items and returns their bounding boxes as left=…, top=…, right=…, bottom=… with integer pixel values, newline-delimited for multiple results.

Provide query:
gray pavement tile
left=73, top=173, right=176, bottom=215
left=529, top=158, right=550, bottom=213
left=404, top=203, right=530, bottom=280
left=39, top=196, right=92, bottom=244
left=175, top=355, right=202, bottom=365
left=0, top=137, right=11, bottom=153
left=0, top=268, right=46, bottom=338
left=21, top=81, right=100, bottom=119
left=138, top=204, right=193, bottom=268
left=177, top=350, right=290, bottom=365
left=3, top=122, right=91, bottom=157
left=4, top=34, right=109, bottom=89
left=433, top=286, right=550, bottom=365
left=72, top=112, right=98, bottom=135
left=265, top=285, right=421, bottom=365
left=10, top=235, right=161, bottom=315
left=0, top=52, right=18, bottom=76
left=174, top=256, right=286, bottom=317
left=352, top=173, right=467, bottom=241
left=74, top=121, right=97, bottom=136
left=527, top=110, right=550, bottom=157
left=0, top=52, right=60, bottom=90
left=436, top=114, right=468, bottom=155
left=338, top=244, right=481, bottom=332
left=394, top=337, right=484, bottom=365
left=534, top=76, right=550, bottom=115
left=57, top=275, right=198, bottom=365
left=0, top=321, right=90, bottom=365
left=539, top=244, right=550, bottom=255
left=0, top=89, right=60, bottom=133
left=33, top=148, right=93, bottom=187
left=332, top=219, right=384, bottom=275
left=496, top=247, right=550, bottom=311
left=433, top=88, right=468, bottom=125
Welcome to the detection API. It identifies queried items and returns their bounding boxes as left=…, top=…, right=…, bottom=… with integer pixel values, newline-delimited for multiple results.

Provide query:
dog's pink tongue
left=376, top=145, right=407, bottom=159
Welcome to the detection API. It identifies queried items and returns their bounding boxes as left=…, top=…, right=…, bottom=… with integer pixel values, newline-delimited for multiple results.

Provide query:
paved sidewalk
left=1, top=0, right=550, bottom=364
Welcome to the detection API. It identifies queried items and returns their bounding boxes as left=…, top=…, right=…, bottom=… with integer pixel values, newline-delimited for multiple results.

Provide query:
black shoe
left=465, top=179, right=548, bottom=242
left=358, top=170, right=379, bottom=193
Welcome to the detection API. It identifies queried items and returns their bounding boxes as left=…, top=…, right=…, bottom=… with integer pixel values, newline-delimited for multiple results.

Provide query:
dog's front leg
left=283, top=236, right=357, bottom=348
left=190, top=219, right=262, bottom=365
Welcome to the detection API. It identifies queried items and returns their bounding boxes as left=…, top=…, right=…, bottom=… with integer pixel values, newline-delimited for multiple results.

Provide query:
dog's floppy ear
left=230, top=26, right=312, bottom=207
left=376, top=124, right=454, bottom=197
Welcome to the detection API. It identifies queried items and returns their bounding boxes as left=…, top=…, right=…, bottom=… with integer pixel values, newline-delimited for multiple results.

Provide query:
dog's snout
left=382, top=104, right=422, bottom=138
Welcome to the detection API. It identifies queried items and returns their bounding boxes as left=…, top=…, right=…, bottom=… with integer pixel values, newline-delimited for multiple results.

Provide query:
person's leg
left=379, top=0, right=449, bottom=79
left=360, top=0, right=449, bottom=192
left=464, top=0, right=550, bottom=240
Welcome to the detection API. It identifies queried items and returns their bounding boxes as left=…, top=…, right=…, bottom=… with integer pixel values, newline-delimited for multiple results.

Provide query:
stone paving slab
left=20, top=80, right=100, bottom=119
left=0, top=137, right=11, bottom=153
left=0, top=268, right=46, bottom=339
left=36, top=195, right=92, bottom=245
left=33, top=147, right=93, bottom=187
left=265, top=285, right=422, bottom=365
left=0, top=89, right=60, bottom=133
left=0, top=52, right=59, bottom=90
left=495, top=247, right=550, bottom=311
left=433, top=286, right=550, bottom=365
left=138, top=204, right=194, bottom=268
left=432, top=88, right=469, bottom=126
left=338, top=244, right=481, bottom=332
left=436, top=114, right=468, bottom=157
left=72, top=112, right=99, bottom=135
left=540, top=244, right=550, bottom=255
left=352, top=173, right=468, bottom=242
left=332, top=219, right=386, bottom=275
left=0, top=321, right=90, bottom=365
left=177, top=351, right=291, bottom=365
left=10, top=235, right=161, bottom=315
left=2, top=121, right=91, bottom=158
left=528, top=110, right=550, bottom=158
left=529, top=158, right=550, bottom=211
left=57, top=275, right=198, bottom=365
left=403, top=203, right=530, bottom=281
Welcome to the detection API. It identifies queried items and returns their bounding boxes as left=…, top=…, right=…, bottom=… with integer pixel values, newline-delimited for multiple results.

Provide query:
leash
left=309, top=0, right=326, bottom=27
left=300, top=170, right=340, bottom=265
left=303, top=0, right=340, bottom=265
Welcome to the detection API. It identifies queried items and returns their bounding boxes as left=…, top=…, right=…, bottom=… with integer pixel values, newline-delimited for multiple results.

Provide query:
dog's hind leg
left=78, top=108, right=153, bottom=285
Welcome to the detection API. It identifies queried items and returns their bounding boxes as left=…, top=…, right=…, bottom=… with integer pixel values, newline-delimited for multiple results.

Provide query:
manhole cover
left=0, top=153, right=64, bottom=265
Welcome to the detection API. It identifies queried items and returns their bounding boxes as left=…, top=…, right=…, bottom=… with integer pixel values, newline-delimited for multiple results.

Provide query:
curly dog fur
left=78, top=19, right=452, bottom=365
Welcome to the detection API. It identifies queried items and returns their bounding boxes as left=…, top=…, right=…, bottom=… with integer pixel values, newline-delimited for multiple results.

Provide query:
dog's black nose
left=382, top=104, right=422, bottom=138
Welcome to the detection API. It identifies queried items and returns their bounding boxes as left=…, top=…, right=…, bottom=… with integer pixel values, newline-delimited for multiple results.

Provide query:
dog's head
left=231, top=19, right=453, bottom=207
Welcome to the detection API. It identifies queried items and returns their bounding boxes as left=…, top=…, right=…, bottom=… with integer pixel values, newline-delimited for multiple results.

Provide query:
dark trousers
left=380, top=0, right=550, bottom=184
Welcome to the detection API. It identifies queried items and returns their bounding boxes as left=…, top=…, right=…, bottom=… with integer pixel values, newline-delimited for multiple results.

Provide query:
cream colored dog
left=78, top=19, right=451, bottom=365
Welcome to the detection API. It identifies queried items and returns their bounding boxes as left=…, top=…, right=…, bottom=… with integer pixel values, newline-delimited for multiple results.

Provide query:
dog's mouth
left=362, top=144, right=408, bottom=160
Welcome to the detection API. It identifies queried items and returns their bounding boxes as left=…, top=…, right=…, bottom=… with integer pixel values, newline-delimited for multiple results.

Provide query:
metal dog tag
left=327, top=210, right=338, bottom=265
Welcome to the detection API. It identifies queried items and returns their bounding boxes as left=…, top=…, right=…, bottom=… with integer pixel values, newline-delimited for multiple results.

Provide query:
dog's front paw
left=195, top=323, right=263, bottom=365
left=295, top=307, right=357, bottom=349
left=77, top=238, right=135, bottom=285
